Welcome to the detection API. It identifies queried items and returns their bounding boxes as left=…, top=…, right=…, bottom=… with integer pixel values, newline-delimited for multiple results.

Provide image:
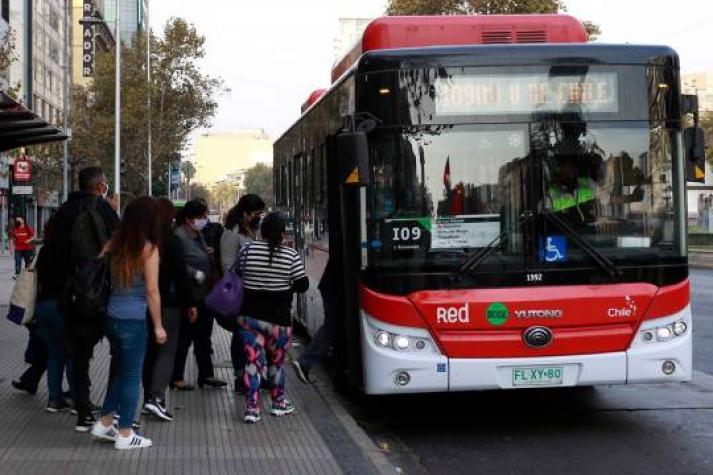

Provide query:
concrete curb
left=288, top=343, right=398, bottom=475
left=309, top=368, right=399, bottom=475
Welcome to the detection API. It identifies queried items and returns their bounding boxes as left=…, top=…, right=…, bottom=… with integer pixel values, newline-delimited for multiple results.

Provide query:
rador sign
left=83, top=0, right=95, bottom=77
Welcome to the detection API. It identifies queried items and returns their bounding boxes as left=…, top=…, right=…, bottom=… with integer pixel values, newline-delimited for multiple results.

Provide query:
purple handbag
left=205, top=245, right=249, bottom=319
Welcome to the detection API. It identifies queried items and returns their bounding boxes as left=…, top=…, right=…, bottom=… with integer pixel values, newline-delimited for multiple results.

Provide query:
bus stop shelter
left=0, top=92, right=67, bottom=151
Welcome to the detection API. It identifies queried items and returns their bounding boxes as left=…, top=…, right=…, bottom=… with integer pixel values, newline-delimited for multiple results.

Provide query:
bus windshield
left=366, top=120, right=684, bottom=274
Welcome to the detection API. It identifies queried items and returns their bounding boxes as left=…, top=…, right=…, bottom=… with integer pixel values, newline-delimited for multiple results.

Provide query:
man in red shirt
left=9, top=217, right=35, bottom=278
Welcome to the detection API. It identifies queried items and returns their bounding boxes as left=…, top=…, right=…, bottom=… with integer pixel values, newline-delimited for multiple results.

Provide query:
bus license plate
left=512, top=366, right=564, bottom=386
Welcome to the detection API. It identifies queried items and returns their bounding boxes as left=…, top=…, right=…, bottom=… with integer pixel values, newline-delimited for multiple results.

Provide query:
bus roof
left=331, top=14, right=587, bottom=83
left=301, top=89, right=327, bottom=115
left=358, top=43, right=680, bottom=73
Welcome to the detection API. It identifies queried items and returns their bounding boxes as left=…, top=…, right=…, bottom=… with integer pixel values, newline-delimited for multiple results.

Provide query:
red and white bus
left=274, top=15, right=699, bottom=394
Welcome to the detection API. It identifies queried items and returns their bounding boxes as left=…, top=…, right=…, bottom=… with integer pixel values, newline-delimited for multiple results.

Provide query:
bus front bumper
left=361, top=308, right=692, bottom=395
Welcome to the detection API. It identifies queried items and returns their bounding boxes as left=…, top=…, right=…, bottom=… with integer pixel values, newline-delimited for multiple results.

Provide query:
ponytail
left=260, top=213, right=286, bottom=265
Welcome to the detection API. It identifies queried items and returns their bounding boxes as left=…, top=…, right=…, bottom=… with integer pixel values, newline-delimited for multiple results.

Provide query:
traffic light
left=120, top=158, right=127, bottom=177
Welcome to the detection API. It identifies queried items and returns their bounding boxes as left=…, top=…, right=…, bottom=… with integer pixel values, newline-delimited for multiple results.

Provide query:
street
left=340, top=269, right=713, bottom=475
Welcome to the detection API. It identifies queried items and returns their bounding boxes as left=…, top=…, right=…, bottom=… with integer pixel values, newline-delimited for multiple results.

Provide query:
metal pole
left=115, top=0, right=121, bottom=210
left=24, top=0, right=33, bottom=109
left=146, top=3, right=152, bottom=196
left=62, top=0, right=70, bottom=201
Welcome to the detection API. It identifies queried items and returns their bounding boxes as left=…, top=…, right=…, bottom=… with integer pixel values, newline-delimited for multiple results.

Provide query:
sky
left=150, top=0, right=713, bottom=142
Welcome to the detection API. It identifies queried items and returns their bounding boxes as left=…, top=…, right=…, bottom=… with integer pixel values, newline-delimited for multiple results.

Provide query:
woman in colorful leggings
left=238, top=213, right=308, bottom=423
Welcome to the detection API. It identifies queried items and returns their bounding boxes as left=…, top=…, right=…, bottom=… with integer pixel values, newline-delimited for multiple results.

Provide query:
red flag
left=443, top=156, right=451, bottom=191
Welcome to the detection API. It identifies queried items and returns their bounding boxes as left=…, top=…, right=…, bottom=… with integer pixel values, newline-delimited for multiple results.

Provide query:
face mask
left=192, top=218, right=208, bottom=231
left=249, top=216, right=261, bottom=230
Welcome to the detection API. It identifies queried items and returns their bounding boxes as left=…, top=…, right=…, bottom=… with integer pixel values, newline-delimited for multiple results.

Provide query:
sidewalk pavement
left=689, top=248, right=713, bottom=269
left=0, top=256, right=393, bottom=475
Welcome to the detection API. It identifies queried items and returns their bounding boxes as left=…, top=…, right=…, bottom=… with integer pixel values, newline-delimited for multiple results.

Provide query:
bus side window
left=320, top=142, right=328, bottom=204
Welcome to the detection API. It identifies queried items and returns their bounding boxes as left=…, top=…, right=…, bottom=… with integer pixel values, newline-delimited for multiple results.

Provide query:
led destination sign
left=435, top=72, right=619, bottom=116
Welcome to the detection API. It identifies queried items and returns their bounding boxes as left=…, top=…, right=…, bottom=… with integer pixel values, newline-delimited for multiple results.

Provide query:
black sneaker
left=71, top=402, right=101, bottom=415
left=292, top=360, right=313, bottom=384
left=46, top=399, right=71, bottom=413
left=11, top=379, right=37, bottom=395
left=144, top=399, right=174, bottom=422
left=198, top=377, right=228, bottom=389
left=75, top=414, right=97, bottom=433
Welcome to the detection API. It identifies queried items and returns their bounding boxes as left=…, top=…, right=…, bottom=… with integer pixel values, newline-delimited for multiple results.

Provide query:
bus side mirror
left=338, top=131, right=371, bottom=187
left=685, top=127, right=706, bottom=182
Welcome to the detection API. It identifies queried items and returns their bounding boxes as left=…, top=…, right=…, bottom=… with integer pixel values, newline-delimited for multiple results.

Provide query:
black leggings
left=172, top=303, right=215, bottom=383
left=143, top=307, right=181, bottom=401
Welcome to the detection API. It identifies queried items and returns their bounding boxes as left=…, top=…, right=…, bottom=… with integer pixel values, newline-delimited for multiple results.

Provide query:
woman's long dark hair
left=109, top=196, right=159, bottom=288
left=260, top=213, right=285, bottom=265
left=155, top=198, right=176, bottom=253
left=225, top=194, right=265, bottom=233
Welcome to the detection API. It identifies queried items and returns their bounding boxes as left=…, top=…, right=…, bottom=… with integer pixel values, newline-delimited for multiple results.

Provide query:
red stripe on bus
left=643, top=279, right=689, bottom=320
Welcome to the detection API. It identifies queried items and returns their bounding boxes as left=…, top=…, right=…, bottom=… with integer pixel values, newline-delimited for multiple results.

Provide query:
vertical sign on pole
left=82, top=0, right=95, bottom=77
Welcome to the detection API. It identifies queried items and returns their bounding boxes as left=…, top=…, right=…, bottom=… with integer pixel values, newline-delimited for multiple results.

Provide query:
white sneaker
left=91, top=421, right=118, bottom=442
left=114, top=431, right=153, bottom=450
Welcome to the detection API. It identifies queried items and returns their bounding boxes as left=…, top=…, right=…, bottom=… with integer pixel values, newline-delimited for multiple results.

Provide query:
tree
left=386, top=0, right=600, bottom=40
left=243, top=163, right=273, bottom=206
left=210, top=181, right=240, bottom=215
left=0, top=27, right=16, bottom=71
left=702, top=112, right=713, bottom=163
left=188, top=182, right=209, bottom=201
left=69, top=18, right=226, bottom=198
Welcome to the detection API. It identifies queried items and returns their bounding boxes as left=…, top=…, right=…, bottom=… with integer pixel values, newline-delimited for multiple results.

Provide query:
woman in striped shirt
left=238, top=213, right=308, bottom=423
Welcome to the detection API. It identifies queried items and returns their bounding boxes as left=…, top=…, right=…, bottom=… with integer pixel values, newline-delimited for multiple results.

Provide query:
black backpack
left=60, top=197, right=111, bottom=324
left=64, top=256, right=112, bottom=323
left=70, top=197, right=109, bottom=266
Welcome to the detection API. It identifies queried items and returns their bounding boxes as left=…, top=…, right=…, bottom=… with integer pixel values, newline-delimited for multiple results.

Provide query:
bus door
left=291, top=153, right=308, bottom=324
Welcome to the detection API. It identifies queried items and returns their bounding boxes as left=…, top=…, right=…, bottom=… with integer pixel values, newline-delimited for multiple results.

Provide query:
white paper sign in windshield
left=435, top=72, right=619, bottom=116
left=431, top=215, right=500, bottom=250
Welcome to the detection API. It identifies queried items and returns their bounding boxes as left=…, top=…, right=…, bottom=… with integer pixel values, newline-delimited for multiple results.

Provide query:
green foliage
left=243, top=163, right=274, bottom=206
left=69, top=18, right=226, bottom=198
left=386, top=0, right=600, bottom=40
left=702, top=112, right=713, bottom=161
left=0, top=27, right=17, bottom=71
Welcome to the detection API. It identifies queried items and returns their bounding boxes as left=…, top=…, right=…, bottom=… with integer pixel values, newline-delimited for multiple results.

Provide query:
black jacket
left=159, top=235, right=198, bottom=309
left=37, top=191, right=119, bottom=301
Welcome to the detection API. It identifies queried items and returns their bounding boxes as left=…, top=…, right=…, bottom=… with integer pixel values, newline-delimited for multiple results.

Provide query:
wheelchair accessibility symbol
left=540, top=235, right=567, bottom=263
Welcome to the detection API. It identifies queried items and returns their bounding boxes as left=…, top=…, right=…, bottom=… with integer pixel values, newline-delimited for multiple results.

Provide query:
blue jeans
left=14, top=249, right=33, bottom=275
left=35, top=300, right=72, bottom=402
left=102, top=318, right=147, bottom=430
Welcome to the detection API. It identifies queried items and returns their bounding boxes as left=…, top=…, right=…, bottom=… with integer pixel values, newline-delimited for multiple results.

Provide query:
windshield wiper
left=542, top=210, right=622, bottom=278
left=459, top=211, right=533, bottom=275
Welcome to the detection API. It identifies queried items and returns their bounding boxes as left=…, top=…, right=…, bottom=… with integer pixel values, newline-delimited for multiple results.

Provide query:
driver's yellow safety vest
left=548, top=178, right=595, bottom=213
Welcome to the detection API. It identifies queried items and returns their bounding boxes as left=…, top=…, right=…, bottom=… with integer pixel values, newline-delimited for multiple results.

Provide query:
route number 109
left=392, top=226, right=422, bottom=242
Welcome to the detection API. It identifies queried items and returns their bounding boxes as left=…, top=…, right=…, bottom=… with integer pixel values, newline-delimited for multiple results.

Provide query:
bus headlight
left=640, top=319, right=688, bottom=343
left=365, top=314, right=441, bottom=355
left=393, top=335, right=410, bottom=351
left=656, top=326, right=672, bottom=342
left=375, top=331, right=391, bottom=348
left=673, top=321, right=688, bottom=337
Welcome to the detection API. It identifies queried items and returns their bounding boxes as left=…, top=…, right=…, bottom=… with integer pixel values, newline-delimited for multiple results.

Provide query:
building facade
left=117, top=0, right=146, bottom=44
left=0, top=2, right=10, bottom=91
left=71, top=0, right=114, bottom=87
left=194, top=129, right=272, bottom=186
left=683, top=72, right=713, bottom=113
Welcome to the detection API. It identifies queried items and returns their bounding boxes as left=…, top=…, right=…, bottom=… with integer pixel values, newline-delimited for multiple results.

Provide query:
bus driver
left=543, top=153, right=599, bottom=227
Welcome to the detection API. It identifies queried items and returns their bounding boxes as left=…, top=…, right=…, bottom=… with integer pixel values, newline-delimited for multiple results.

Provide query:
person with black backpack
left=46, top=167, right=119, bottom=432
